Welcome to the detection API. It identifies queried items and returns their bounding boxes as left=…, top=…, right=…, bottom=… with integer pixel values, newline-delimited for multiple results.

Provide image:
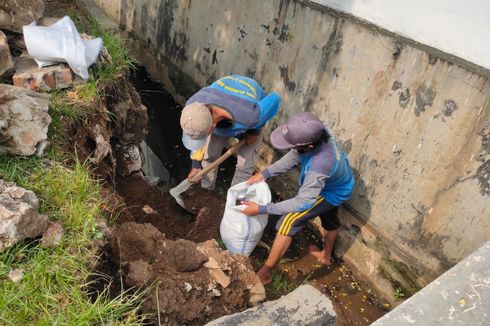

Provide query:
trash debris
left=23, top=16, right=103, bottom=79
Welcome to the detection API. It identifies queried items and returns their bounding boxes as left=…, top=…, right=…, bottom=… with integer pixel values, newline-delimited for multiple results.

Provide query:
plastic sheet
left=23, top=16, right=103, bottom=79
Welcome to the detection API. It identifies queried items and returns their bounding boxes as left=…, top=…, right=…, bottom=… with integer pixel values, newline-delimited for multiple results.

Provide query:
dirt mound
left=114, top=174, right=225, bottom=242
left=108, top=222, right=265, bottom=325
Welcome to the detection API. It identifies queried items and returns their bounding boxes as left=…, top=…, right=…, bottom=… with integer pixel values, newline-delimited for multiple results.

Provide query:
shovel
left=170, top=139, right=246, bottom=211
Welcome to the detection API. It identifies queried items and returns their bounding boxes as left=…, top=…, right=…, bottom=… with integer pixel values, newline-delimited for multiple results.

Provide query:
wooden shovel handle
left=192, top=139, right=246, bottom=180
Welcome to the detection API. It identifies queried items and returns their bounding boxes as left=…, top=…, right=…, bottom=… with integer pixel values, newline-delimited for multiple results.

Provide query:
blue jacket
left=261, top=131, right=354, bottom=215
left=186, top=75, right=281, bottom=138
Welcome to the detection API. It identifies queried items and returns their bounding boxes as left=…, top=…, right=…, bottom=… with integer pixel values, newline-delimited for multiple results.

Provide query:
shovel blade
left=169, top=179, right=191, bottom=209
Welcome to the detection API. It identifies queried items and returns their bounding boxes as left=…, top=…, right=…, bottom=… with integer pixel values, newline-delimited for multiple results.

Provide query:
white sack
left=23, top=16, right=103, bottom=79
left=220, top=181, right=271, bottom=256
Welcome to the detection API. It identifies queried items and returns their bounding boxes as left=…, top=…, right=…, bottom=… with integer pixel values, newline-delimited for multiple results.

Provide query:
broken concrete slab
left=206, top=284, right=336, bottom=326
left=0, top=84, right=51, bottom=156
left=0, top=0, right=45, bottom=33
left=12, top=55, right=80, bottom=91
left=0, top=180, right=49, bottom=253
left=372, top=241, right=490, bottom=326
left=0, top=31, right=14, bottom=78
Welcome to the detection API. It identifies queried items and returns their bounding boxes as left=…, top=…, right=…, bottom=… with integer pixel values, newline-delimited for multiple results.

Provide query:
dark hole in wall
left=129, top=65, right=236, bottom=192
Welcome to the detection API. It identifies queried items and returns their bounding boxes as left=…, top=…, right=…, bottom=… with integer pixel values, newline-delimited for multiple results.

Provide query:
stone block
left=0, top=180, right=49, bottom=252
left=12, top=56, right=77, bottom=91
left=0, top=31, right=14, bottom=77
left=205, top=284, right=336, bottom=326
left=372, top=241, right=490, bottom=326
left=0, top=0, right=45, bottom=33
left=0, top=84, right=51, bottom=156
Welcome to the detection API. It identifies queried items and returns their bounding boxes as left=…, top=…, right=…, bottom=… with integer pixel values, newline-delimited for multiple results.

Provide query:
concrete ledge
left=372, top=241, right=490, bottom=325
left=205, top=284, right=336, bottom=326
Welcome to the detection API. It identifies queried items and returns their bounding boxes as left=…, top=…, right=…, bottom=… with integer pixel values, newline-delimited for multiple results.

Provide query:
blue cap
left=182, top=133, right=207, bottom=151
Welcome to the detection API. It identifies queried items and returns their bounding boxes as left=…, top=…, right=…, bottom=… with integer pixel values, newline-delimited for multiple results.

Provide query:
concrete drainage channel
left=76, top=0, right=490, bottom=325
left=89, top=64, right=389, bottom=325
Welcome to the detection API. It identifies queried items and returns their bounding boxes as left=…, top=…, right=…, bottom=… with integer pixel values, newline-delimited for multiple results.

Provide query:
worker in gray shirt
left=241, top=112, right=354, bottom=285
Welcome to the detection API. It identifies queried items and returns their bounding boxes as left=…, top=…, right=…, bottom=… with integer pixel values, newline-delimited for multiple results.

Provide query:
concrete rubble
left=13, top=55, right=80, bottom=91
left=372, top=241, right=490, bottom=326
left=0, top=31, right=14, bottom=78
left=0, top=84, right=51, bottom=156
left=206, top=284, right=336, bottom=326
left=41, top=221, right=64, bottom=248
left=0, top=180, right=49, bottom=253
left=0, top=0, right=45, bottom=33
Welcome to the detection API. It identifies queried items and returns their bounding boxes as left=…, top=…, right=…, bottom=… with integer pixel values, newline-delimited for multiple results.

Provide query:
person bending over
left=241, top=111, right=354, bottom=285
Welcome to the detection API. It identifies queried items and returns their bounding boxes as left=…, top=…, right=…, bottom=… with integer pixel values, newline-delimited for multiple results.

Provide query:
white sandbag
left=23, top=16, right=103, bottom=79
left=220, top=181, right=271, bottom=256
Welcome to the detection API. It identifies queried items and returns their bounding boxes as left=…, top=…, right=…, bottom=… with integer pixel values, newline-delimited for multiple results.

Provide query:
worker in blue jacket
left=241, top=112, right=354, bottom=285
left=180, top=75, right=281, bottom=189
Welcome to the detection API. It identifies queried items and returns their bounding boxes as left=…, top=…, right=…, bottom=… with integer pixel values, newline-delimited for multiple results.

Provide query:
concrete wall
left=88, top=0, right=490, bottom=300
left=313, top=0, right=490, bottom=71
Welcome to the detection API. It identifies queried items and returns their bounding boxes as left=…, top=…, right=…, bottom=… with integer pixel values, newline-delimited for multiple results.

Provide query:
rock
left=126, top=259, right=153, bottom=287
left=206, top=285, right=336, bottom=326
left=0, top=0, right=45, bottom=33
left=12, top=55, right=79, bottom=91
left=197, top=240, right=266, bottom=305
left=7, top=268, right=24, bottom=282
left=41, top=221, right=64, bottom=247
left=0, top=84, right=51, bottom=156
left=0, top=180, right=49, bottom=252
left=115, top=144, right=142, bottom=176
left=0, top=31, right=14, bottom=79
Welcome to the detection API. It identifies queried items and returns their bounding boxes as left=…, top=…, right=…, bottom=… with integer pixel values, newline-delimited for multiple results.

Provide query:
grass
left=0, top=16, right=145, bottom=324
left=0, top=156, right=148, bottom=324
left=267, top=270, right=298, bottom=299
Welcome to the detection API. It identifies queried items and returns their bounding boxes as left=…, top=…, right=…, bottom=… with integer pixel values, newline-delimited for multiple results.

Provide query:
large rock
left=206, top=284, right=336, bottom=326
left=0, top=84, right=51, bottom=155
left=0, top=31, right=13, bottom=78
left=0, top=180, right=49, bottom=252
left=0, top=0, right=45, bottom=33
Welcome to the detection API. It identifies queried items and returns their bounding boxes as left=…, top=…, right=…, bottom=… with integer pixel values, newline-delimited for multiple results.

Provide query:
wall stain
left=414, top=81, right=436, bottom=116
left=391, top=81, right=402, bottom=91
left=156, top=0, right=188, bottom=62
left=279, top=65, right=296, bottom=91
left=476, top=160, right=490, bottom=196
left=442, top=99, right=458, bottom=117
left=392, top=42, right=402, bottom=61
left=212, top=50, right=218, bottom=65
left=399, top=88, right=411, bottom=108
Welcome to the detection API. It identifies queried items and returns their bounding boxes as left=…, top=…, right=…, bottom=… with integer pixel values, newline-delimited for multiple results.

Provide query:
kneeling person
left=241, top=112, right=354, bottom=285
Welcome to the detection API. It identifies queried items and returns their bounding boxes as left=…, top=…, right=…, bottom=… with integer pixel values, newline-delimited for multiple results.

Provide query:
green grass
left=0, top=13, right=147, bottom=325
left=0, top=157, right=147, bottom=324
left=268, top=270, right=297, bottom=298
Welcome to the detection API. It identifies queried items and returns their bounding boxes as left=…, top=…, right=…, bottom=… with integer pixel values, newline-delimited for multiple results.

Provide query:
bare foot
left=308, top=245, right=332, bottom=266
left=256, top=266, right=273, bottom=285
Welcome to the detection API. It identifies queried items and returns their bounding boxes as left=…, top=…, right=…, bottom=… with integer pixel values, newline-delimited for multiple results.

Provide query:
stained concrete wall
left=86, top=0, right=490, bottom=301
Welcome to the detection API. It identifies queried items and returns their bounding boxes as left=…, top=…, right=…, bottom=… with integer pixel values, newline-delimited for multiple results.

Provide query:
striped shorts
left=275, top=196, right=340, bottom=237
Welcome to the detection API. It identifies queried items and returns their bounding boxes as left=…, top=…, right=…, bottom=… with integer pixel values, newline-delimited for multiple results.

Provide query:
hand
left=240, top=201, right=260, bottom=216
left=245, top=133, right=260, bottom=145
left=187, top=168, right=202, bottom=183
left=246, top=173, right=265, bottom=185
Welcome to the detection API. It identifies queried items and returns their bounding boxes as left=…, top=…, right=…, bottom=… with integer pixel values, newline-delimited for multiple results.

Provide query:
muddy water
left=129, top=67, right=391, bottom=324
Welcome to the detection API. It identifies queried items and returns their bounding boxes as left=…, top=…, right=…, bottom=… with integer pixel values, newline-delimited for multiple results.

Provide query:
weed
left=394, top=287, right=405, bottom=301
left=269, top=270, right=297, bottom=297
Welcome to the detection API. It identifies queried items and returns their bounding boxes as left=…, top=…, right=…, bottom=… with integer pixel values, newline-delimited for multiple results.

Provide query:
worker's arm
left=188, top=146, right=206, bottom=181
left=260, top=171, right=327, bottom=215
left=262, top=150, right=300, bottom=178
